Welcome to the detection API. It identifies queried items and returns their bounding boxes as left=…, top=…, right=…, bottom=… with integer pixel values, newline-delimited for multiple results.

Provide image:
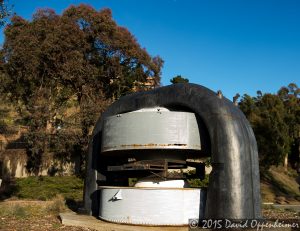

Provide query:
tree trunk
left=284, top=154, right=288, bottom=171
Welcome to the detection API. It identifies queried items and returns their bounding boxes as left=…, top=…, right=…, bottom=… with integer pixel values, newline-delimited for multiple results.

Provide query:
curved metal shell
left=84, top=83, right=262, bottom=219
left=101, top=110, right=201, bottom=153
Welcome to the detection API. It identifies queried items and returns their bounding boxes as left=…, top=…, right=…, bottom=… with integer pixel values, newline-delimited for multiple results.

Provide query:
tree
left=1, top=5, right=163, bottom=174
left=255, top=94, right=290, bottom=169
left=170, top=75, right=189, bottom=84
left=278, top=83, right=300, bottom=170
left=0, top=0, right=11, bottom=27
left=239, top=84, right=300, bottom=171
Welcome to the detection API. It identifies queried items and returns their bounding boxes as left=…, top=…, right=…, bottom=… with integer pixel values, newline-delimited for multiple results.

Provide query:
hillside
left=261, top=166, right=300, bottom=204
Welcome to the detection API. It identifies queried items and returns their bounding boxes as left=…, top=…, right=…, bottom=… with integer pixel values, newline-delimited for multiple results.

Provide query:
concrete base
left=59, top=212, right=188, bottom=231
left=60, top=212, right=297, bottom=231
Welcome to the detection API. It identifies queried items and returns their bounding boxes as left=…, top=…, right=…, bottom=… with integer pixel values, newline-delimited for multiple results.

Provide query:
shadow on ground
left=0, top=178, right=19, bottom=201
left=65, top=198, right=84, bottom=213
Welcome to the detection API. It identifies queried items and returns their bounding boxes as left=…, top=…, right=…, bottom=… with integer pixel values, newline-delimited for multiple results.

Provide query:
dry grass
left=0, top=199, right=95, bottom=231
left=269, top=166, right=300, bottom=194
left=261, top=166, right=300, bottom=204
left=46, top=195, right=67, bottom=214
left=0, top=197, right=65, bottom=218
left=262, top=206, right=300, bottom=219
left=261, top=182, right=277, bottom=202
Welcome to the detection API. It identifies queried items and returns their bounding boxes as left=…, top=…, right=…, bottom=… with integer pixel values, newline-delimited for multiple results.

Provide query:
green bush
left=187, top=174, right=209, bottom=188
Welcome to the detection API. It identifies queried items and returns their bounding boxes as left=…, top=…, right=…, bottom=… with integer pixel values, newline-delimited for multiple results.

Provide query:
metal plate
left=98, top=186, right=206, bottom=225
left=101, top=109, right=201, bottom=153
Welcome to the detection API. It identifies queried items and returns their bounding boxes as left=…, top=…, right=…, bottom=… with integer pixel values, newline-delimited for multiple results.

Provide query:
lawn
left=12, top=176, right=84, bottom=201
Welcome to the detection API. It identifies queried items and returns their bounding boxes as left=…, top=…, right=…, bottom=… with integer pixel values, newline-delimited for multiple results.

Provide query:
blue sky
left=2, top=0, right=300, bottom=99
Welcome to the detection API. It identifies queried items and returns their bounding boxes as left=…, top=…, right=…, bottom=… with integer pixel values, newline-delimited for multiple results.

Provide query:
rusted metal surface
left=120, top=143, right=188, bottom=148
left=107, top=159, right=186, bottom=179
left=101, top=109, right=201, bottom=153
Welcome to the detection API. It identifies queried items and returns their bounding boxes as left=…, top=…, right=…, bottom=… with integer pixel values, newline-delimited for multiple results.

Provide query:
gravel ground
left=262, top=207, right=300, bottom=219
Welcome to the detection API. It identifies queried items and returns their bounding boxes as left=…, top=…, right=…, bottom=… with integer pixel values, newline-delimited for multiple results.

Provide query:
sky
left=1, top=0, right=300, bottom=99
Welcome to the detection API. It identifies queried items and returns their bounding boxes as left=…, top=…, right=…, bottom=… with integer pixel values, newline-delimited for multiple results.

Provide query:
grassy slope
left=261, top=166, right=300, bottom=204
left=4, top=176, right=84, bottom=202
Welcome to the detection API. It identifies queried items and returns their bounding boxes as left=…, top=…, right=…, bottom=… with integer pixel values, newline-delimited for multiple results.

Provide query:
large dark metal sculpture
left=83, top=83, right=261, bottom=220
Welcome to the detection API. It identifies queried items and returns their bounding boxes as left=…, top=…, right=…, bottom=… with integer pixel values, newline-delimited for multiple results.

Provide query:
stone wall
left=0, top=149, right=80, bottom=178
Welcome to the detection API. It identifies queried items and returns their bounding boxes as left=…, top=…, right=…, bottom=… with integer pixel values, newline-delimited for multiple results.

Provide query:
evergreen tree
left=170, top=75, right=189, bottom=84
left=239, top=83, right=300, bottom=171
